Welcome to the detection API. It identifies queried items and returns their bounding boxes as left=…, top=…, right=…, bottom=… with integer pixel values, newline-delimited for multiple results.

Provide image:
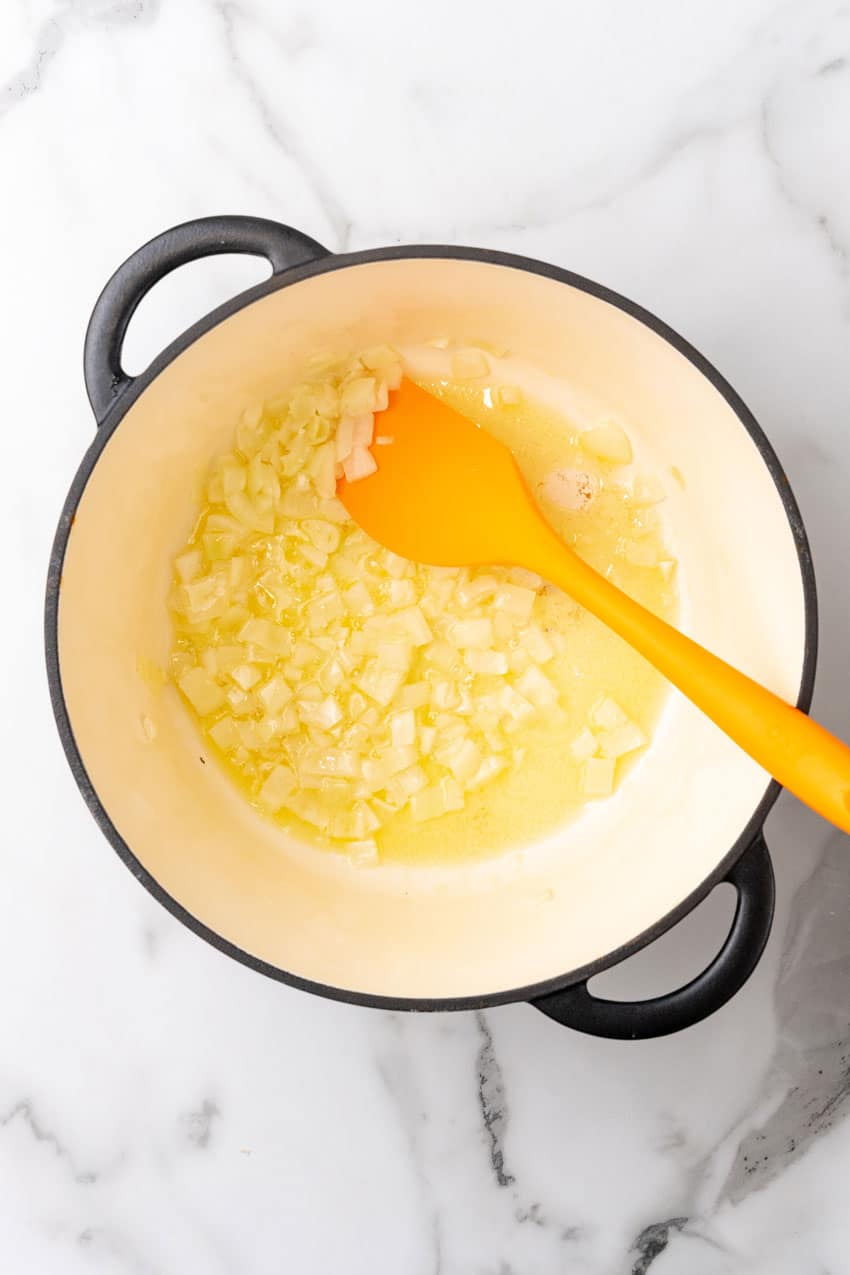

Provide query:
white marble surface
left=3, top=0, right=850, bottom=1270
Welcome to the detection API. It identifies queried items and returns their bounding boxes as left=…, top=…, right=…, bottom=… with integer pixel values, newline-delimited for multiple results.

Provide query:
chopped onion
left=258, top=764, right=296, bottom=811
left=597, top=721, right=645, bottom=759
left=570, top=727, right=598, bottom=762
left=171, top=347, right=669, bottom=850
left=342, top=447, right=378, bottom=483
left=589, top=697, right=628, bottom=731
left=580, top=424, right=633, bottom=465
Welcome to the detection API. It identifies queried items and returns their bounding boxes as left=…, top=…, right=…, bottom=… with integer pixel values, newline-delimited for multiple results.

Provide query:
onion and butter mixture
left=169, top=346, right=677, bottom=866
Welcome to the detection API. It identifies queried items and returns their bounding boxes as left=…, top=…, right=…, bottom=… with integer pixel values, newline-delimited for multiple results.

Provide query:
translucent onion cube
left=570, top=727, right=598, bottom=762
left=393, top=606, right=433, bottom=646
left=493, top=584, right=536, bottom=620
left=521, top=624, right=555, bottom=664
left=515, top=665, right=558, bottom=709
left=589, top=697, right=628, bottom=731
left=178, top=668, right=227, bottom=715
left=465, top=649, right=508, bottom=675
left=449, top=618, right=494, bottom=649
left=340, top=377, right=377, bottom=417
left=581, top=424, right=633, bottom=465
left=230, top=664, right=263, bottom=691
left=356, top=662, right=405, bottom=707
left=209, top=716, right=240, bottom=751
left=390, top=708, right=416, bottom=748
left=411, top=777, right=465, bottom=822
left=257, top=673, right=292, bottom=714
left=258, top=764, right=296, bottom=812
left=342, top=447, right=377, bottom=483
left=597, top=722, right=645, bottom=759
left=175, top=549, right=203, bottom=582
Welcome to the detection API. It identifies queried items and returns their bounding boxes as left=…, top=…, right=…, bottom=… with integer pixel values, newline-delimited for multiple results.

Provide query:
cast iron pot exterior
left=45, top=216, right=818, bottom=1040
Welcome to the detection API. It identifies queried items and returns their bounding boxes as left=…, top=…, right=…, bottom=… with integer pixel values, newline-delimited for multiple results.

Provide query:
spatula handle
left=528, top=529, right=850, bottom=835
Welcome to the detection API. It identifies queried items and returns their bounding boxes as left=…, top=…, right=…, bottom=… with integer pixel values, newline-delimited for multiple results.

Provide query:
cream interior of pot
left=58, top=258, right=806, bottom=999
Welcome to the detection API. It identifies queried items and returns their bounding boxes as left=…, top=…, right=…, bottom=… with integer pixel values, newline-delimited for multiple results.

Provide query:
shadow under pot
left=45, top=215, right=817, bottom=1040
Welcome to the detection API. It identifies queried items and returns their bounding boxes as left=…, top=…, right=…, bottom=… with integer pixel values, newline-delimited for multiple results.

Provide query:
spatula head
left=337, top=379, right=536, bottom=567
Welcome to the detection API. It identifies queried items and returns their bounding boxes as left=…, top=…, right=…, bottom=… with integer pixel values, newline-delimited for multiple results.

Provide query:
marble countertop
left=4, top=1, right=850, bottom=1271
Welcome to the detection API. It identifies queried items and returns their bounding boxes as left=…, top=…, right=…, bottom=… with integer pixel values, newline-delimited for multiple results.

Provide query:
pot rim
left=45, top=243, right=818, bottom=1012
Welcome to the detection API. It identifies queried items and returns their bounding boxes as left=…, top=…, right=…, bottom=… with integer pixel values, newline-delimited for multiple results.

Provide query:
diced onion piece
left=376, top=639, right=413, bottom=672
left=455, top=574, right=498, bottom=607
left=238, top=618, right=291, bottom=655
left=335, top=416, right=355, bottom=462
left=257, top=674, right=293, bottom=714
left=493, top=584, right=536, bottom=620
left=570, top=727, right=598, bottom=762
left=209, top=716, right=240, bottom=751
left=449, top=617, right=494, bottom=649
left=397, top=681, right=430, bottom=709
left=342, top=446, right=378, bottom=483
left=521, top=624, right=554, bottom=665
left=515, top=665, right=558, bottom=709
left=356, top=662, right=405, bottom=707
left=301, top=747, right=359, bottom=778
left=360, top=344, right=400, bottom=373
left=468, top=755, right=507, bottom=789
left=437, top=737, right=481, bottom=783
left=580, top=424, right=633, bottom=465
left=344, top=581, right=374, bottom=617
left=411, top=777, right=464, bottom=822
left=390, top=708, right=416, bottom=748
left=658, top=559, right=677, bottom=581
left=632, top=474, right=666, bottom=505
left=597, top=721, right=645, bottom=759
left=451, top=350, right=490, bottom=380
left=257, top=764, right=296, bottom=812
left=388, top=578, right=416, bottom=608
left=340, top=377, right=377, bottom=416
left=589, top=697, right=628, bottom=731
left=393, top=605, right=433, bottom=646
left=178, top=668, right=227, bottom=715
left=375, top=434, right=394, bottom=446
left=350, top=414, right=375, bottom=448
left=582, top=756, right=616, bottom=798
left=303, top=520, right=341, bottom=555
left=465, top=649, right=508, bottom=675
left=298, top=695, right=343, bottom=729
left=175, top=549, right=203, bottom=582
left=497, top=685, right=536, bottom=729
left=230, top=664, right=262, bottom=691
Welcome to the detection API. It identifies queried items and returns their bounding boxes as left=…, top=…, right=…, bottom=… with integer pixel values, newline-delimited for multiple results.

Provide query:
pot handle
left=83, top=215, right=330, bottom=425
left=531, top=832, right=774, bottom=1040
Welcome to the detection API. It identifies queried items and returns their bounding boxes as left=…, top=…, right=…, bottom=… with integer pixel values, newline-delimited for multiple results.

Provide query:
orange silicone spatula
left=338, top=378, right=850, bottom=835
